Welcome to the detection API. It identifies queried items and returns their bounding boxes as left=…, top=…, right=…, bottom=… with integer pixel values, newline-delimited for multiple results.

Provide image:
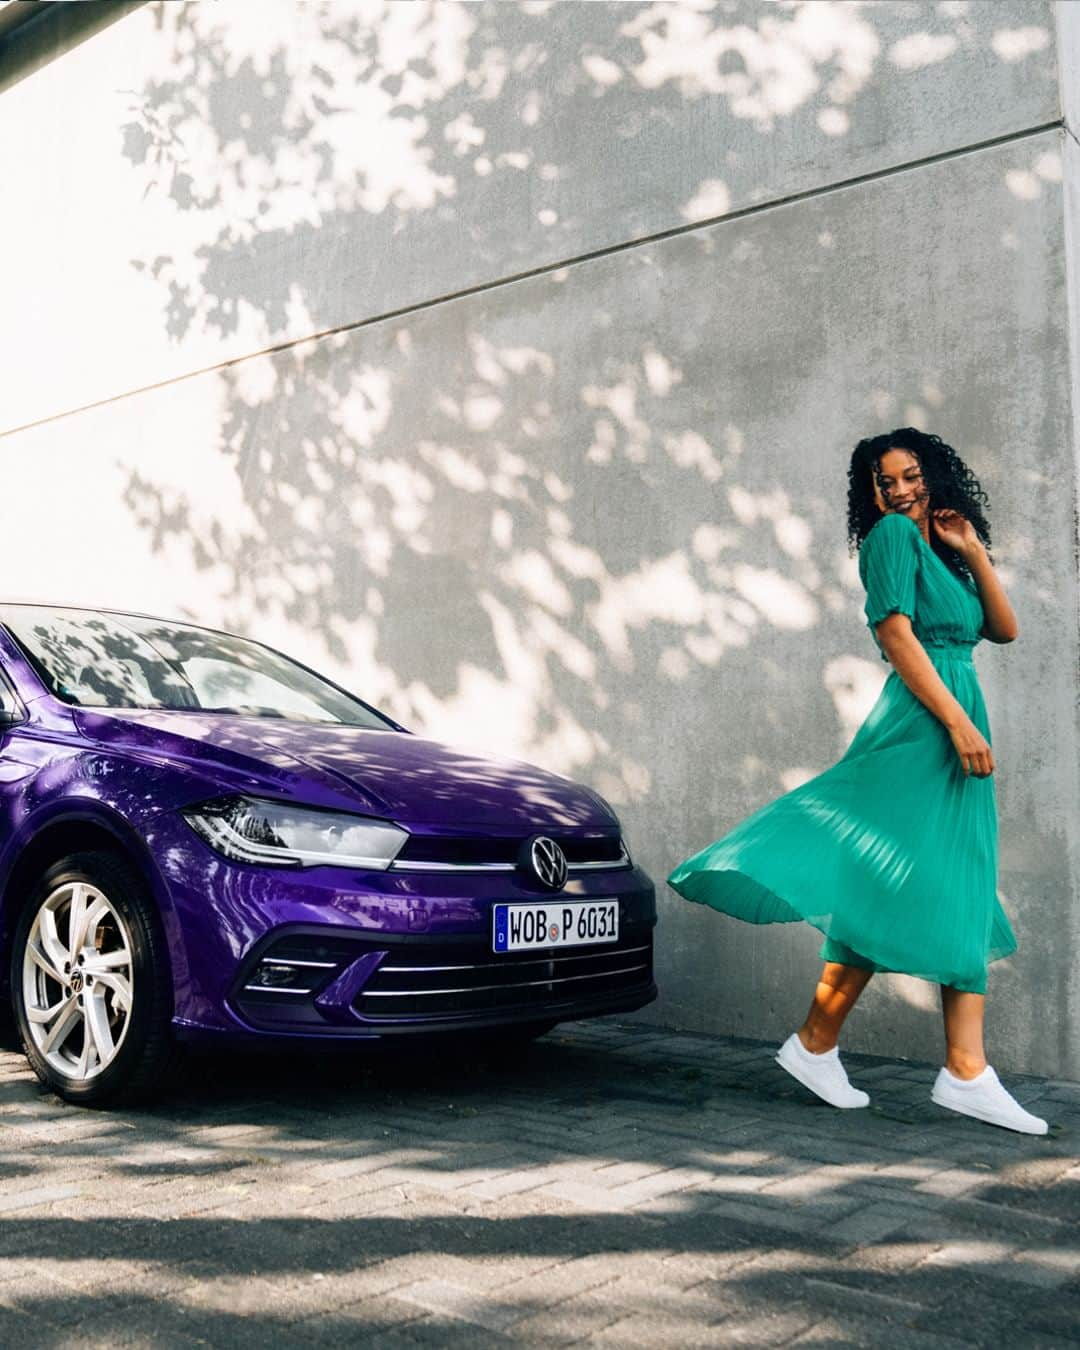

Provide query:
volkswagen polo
left=0, top=604, right=656, bottom=1104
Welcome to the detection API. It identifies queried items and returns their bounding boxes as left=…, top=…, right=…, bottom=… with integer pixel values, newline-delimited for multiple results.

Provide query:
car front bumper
left=147, top=817, right=657, bottom=1042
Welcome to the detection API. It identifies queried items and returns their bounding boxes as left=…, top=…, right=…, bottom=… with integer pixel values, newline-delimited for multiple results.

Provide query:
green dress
left=667, top=511, right=1016, bottom=994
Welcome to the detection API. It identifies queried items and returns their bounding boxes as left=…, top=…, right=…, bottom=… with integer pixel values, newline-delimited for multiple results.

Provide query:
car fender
left=0, top=797, right=189, bottom=1007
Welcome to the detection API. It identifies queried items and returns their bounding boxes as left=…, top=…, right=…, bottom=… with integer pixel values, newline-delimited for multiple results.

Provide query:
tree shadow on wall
left=120, top=0, right=1057, bottom=350
left=112, top=1, right=1057, bottom=1041
left=112, top=0, right=1054, bottom=776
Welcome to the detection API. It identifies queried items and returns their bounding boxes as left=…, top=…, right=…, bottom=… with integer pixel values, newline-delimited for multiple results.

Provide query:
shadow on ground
left=0, top=1021, right=1076, bottom=1347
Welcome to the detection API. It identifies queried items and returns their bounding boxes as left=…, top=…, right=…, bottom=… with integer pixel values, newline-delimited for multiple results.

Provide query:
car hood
left=72, top=708, right=617, bottom=831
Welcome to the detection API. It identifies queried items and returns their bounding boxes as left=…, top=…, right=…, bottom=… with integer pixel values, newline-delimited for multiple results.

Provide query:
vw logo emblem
left=525, top=835, right=568, bottom=891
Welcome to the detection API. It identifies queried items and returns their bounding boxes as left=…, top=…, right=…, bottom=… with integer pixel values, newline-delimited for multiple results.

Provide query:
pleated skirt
left=666, top=649, right=1016, bottom=993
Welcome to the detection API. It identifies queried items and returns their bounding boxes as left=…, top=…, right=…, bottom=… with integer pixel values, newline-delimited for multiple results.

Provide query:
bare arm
left=875, top=615, right=995, bottom=777
left=930, top=507, right=1018, bottom=643
left=966, top=540, right=1019, bottom=643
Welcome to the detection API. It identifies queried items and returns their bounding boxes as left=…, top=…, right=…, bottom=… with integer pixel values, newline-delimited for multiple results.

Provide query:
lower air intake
left=353, top=926, right=653, bottom=1021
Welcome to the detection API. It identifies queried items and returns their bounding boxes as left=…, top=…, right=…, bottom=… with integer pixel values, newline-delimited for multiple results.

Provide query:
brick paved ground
left=0, top=1020, right=1076, bottom=1348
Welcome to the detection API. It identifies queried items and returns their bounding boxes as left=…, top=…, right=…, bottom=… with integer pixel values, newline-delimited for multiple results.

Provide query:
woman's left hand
left=931, top=508, right=980, bottom=557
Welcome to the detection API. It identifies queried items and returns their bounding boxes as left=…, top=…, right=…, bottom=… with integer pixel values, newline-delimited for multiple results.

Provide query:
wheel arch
left=0, top=809, right=181, bottom=1011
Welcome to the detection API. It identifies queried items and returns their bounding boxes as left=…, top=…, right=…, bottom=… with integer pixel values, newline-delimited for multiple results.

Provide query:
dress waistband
left=921, top=639, right=976, bottom=663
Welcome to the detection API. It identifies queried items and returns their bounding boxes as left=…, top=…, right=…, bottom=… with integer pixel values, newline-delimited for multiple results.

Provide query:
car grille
left=391, top=833, right=627, bottom=871
left=352, top=926, right=653, bottom=1021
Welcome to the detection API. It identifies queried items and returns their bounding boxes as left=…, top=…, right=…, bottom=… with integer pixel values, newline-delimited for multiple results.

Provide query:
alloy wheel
left=22, top=881, right=134, bottom=1080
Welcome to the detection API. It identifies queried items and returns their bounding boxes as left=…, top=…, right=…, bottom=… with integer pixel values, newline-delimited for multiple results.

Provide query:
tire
left=11, top=851, right=177, bottom=1106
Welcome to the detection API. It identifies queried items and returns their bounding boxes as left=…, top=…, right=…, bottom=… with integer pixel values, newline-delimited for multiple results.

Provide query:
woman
left=668, top=428, right=1047, bottom=1135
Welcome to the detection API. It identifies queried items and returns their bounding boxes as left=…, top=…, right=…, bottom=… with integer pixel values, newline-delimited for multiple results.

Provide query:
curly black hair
left=846, top=428, right=992, bottom=580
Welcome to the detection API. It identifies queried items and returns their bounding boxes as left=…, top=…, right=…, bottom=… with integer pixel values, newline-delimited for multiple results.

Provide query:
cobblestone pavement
left=0, top=1020, right=1076, bottom=1348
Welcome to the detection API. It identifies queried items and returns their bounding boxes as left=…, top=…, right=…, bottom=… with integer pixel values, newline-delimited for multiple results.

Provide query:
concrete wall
left=1, top=1, right=1077, bottom=1076
left=1057, top=0, right=1080, bottom=1072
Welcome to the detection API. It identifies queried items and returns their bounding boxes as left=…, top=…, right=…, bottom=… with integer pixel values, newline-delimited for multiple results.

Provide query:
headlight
left=182, top=796, right=408, bottom=870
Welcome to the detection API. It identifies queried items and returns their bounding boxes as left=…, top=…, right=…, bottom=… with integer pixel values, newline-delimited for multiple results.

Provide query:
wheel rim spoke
left=78, top=897, right=110, bottom=956
left=27, top=940, right=64, bottom=985
left=27, top=992, right=70, bottom=1025
left=66, top=884, right=89, bottom=955
left=76, top=1027, right=94, bottom=1078
left=84, top=994, right=115, bottom=1065
left=89, top=971, right=132, bottom=1012
left=82, top=948, right=130, bottom=972
left=38, top=907, right=70, bottom=973
left=39, top=998, right=80, bottom=1054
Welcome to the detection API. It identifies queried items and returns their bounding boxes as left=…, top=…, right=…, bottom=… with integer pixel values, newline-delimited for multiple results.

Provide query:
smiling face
left=872, top=449, right=930, bottom=530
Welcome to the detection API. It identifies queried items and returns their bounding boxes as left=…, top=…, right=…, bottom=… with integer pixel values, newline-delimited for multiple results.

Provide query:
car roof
left=0, top=601, right=238, bottom=643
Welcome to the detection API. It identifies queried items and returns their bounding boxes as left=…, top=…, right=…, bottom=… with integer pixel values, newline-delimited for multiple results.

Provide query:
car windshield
left=0, top=606, right=395, bottom=729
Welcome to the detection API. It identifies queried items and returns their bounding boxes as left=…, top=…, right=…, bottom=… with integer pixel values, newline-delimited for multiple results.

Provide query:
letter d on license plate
left=492, top=900, right=619, bottom=953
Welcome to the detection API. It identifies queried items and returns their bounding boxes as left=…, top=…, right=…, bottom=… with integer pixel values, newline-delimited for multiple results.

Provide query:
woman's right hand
left=948, top=717, right=995, bottom=777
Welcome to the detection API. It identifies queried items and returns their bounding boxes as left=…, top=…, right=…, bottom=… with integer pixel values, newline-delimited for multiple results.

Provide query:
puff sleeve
left=859, top=513, right=920, bottom=630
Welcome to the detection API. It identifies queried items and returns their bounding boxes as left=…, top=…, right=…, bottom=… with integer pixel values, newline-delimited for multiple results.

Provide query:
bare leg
left=797, top=962, right=874, bottom=1053
left=940, top=986, right=987, bottom=1080
left=933, top=987, right=1046, bottom=1132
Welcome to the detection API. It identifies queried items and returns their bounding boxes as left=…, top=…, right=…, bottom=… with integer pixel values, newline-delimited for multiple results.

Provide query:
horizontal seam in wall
left=1, top=115, right=1065, bottom=442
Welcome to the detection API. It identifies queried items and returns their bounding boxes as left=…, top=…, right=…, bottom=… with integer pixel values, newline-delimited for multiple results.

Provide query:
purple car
left=0, top=604, right=656, bottom=1104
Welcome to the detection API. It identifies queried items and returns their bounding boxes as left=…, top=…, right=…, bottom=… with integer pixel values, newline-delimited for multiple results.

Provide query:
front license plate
left=492, top=900, right=619, bottom=953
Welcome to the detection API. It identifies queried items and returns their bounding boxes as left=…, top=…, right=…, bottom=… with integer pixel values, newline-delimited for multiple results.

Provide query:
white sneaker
left=775, top=1032, right=869, bottom=1109
left=931, top=1064, right=1049, bottom=1136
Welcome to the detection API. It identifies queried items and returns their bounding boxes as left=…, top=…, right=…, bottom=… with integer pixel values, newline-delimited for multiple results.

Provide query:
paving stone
left=1015, top=1284, right=1080, bottom=1342
left=392, top=1279, right=524, bottom=1332
left=538, top=1179, right=643, bottom=1212
left=1012, top=1245, right=1080, bottom=1280
left=704, top=1307, right=821, bottom=1344
left=0, top=1183, right=82, bottom=1214
left=740, top=1270, right=927, bottom=1323
left=697, top=1170, right=784, bottom=1196
left=591, top=1159, right=669, bottom=1186
left=759, top=1163, right=874, bottom=1201
left=926, top=1194, right=1069, bottom=1241
left=903, top=1266, right=1060, bottom=1339
left=913, top=1166, right=998, bottom=1199
left=699, top=1195, right=837, bottom=1236
left=789, top=1312, right=972, bottom=1347
left=0, top=1021, right=1074, bottom=1347
left=920, top=1238, right=1017, bottom=1269
left=843, top=1238, right=944, bottom=1275
left=828, top=1198, right=934, bottom=1247
left=361, top=1313, right=519, bottom=1348
left=505, top=1286, right=629, bottom=1342
left=295, top=1294, right=431, bottom=1345
left=589, top=1311, right=727, bottom=1347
